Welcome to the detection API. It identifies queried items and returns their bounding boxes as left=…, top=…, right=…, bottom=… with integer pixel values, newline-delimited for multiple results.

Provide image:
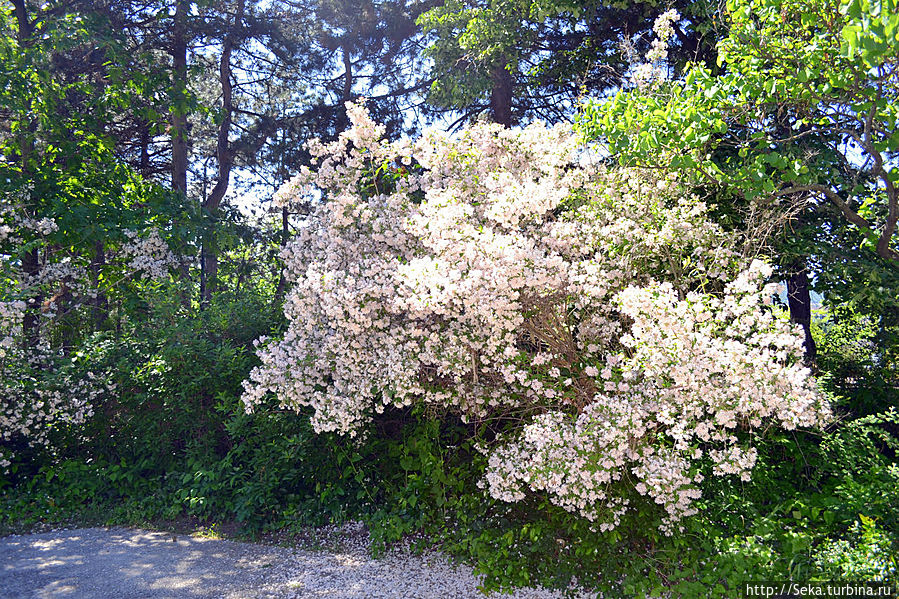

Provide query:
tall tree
left=579, top=0, right=899, bottom=360
left=0, top=0, right=187, bottom=345
left=200, top=0, right=245, bottom=303
left=417, top=0, right=719, bottom=126
left=292, top=0, right=433, bottom=141
left=7, top=0, right=40, bottom=345
left=170, top=0, right=190, bottom=194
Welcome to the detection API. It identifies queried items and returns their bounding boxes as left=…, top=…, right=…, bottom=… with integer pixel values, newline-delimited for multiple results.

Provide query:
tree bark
left=489, top=61, right=513, bottom=127
left=21, top=249, right=40, bottom=348
left=91, top=240, right=108, bottom=329
left=274, top=206, right=289, bottom=303
left=11, top=0, right=31, bottom=38
left=201, top=0, right=245, bottom=305
left=139, top=120, right=151, bottom=177
left=786, top=263, right=817, bottom=362
left=170, top=0, right=189, bottom=194
left=343, top=43, right=353, bottom=101
left=334, top=42, right=354, bottom=133
left=12, top=0, right=41, bottom=347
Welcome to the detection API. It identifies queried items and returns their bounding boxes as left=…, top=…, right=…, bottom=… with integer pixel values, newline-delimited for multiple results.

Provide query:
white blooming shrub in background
left=0, top=200, right=142, bottom=473
left=630, top=9, right=681, bottom=86
left=0, top=350, right=110, bottom=472
left=243, top=103, right=831, bottom=534
left=121, top=228, right=180, bottom=280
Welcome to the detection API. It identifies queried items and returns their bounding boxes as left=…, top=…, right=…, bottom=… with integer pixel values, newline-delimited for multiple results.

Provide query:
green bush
left=814, top=515, right=898, bottom=581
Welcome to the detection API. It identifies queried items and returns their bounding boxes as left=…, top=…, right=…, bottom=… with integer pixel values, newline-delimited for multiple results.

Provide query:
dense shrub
left=244, top=103, right=831, bottom=538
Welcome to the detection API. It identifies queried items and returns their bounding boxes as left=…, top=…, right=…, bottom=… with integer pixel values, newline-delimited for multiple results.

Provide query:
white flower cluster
left=244, top=103, right=830, bottom=533
left=0, top=205, right=13, bottom=245
left=485, top=260, right=830, bottom=534
left=0, top=208, right=89, bottom=346
left=633, top=9, right=681, bottom=85
left=121, top=228, right=179, bottom=280
left=1, top=204, right=94, bottom=300
left=0, top=205, right=109, bottom=473
left=0, top=346, right=113, bottom=473
left=0, top=299, right=26, bottom=357
left=1, top=205, right=55, bottom=244
left=19, top=216, right=58, bottom=236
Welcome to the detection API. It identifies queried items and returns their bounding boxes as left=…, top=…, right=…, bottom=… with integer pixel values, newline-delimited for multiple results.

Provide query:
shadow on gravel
left=0, top=525, right=578, bottom=599
left=0, top=527, right=290, bottom=599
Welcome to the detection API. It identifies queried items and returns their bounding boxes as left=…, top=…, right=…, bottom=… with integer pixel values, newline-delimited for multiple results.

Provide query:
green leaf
left=842, top=25, right=861, bottom=53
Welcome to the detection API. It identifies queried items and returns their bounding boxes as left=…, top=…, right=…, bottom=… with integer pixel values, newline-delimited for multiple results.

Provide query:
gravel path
left=0, top=526, right=584, bottom=599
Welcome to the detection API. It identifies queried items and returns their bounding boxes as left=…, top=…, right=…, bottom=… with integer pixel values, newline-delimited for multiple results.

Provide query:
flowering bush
left=0, top=197, right=174, bottom=474
left=0, top=212, right=79, bottom=473
left=631, top=8, right=681, bottom=86
left=485, top=263, right=829, bottom=532
left=243, top=103, right=831, bottom=533
left=0, top=346, right=110, bottom=473
left=120, top=228, right=180, bottom=280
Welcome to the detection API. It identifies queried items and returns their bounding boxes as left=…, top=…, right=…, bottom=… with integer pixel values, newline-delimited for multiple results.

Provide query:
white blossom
left=244, top=103, right=831, bottom=533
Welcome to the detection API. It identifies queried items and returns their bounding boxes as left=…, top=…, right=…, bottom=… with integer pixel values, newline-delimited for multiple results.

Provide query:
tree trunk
left=12, top=0, right=41, bottom=347
left=54, top=279, right=75, bottom=355
left=170, top=0, right=189, bottom=194
left=201, top=0, right=244, bottom=305
left=773, top=111, right=816, bottom=362
left=168, top=0, right=195, bottom=301
left=21, top=249, right=40, bottom=348
left=139, top=120, right=151, bottom=177
left=334, top=42, right=354, bottom=133
left=786, top=262, right=817, bottom=362
left=489, top=61, right=513, bottom=127
left=343, top=43, right=353, bottom=101
left=11, top=0, right=31, bottom=37
left=91, top=240, right=108, bottom=330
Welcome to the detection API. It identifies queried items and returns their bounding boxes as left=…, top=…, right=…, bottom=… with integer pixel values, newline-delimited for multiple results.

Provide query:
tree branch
left=776, top=184, right=899, bottom=261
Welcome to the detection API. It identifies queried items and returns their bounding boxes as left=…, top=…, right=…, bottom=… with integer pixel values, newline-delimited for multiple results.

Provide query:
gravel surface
left=0, top=525, right=588, bottom=598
